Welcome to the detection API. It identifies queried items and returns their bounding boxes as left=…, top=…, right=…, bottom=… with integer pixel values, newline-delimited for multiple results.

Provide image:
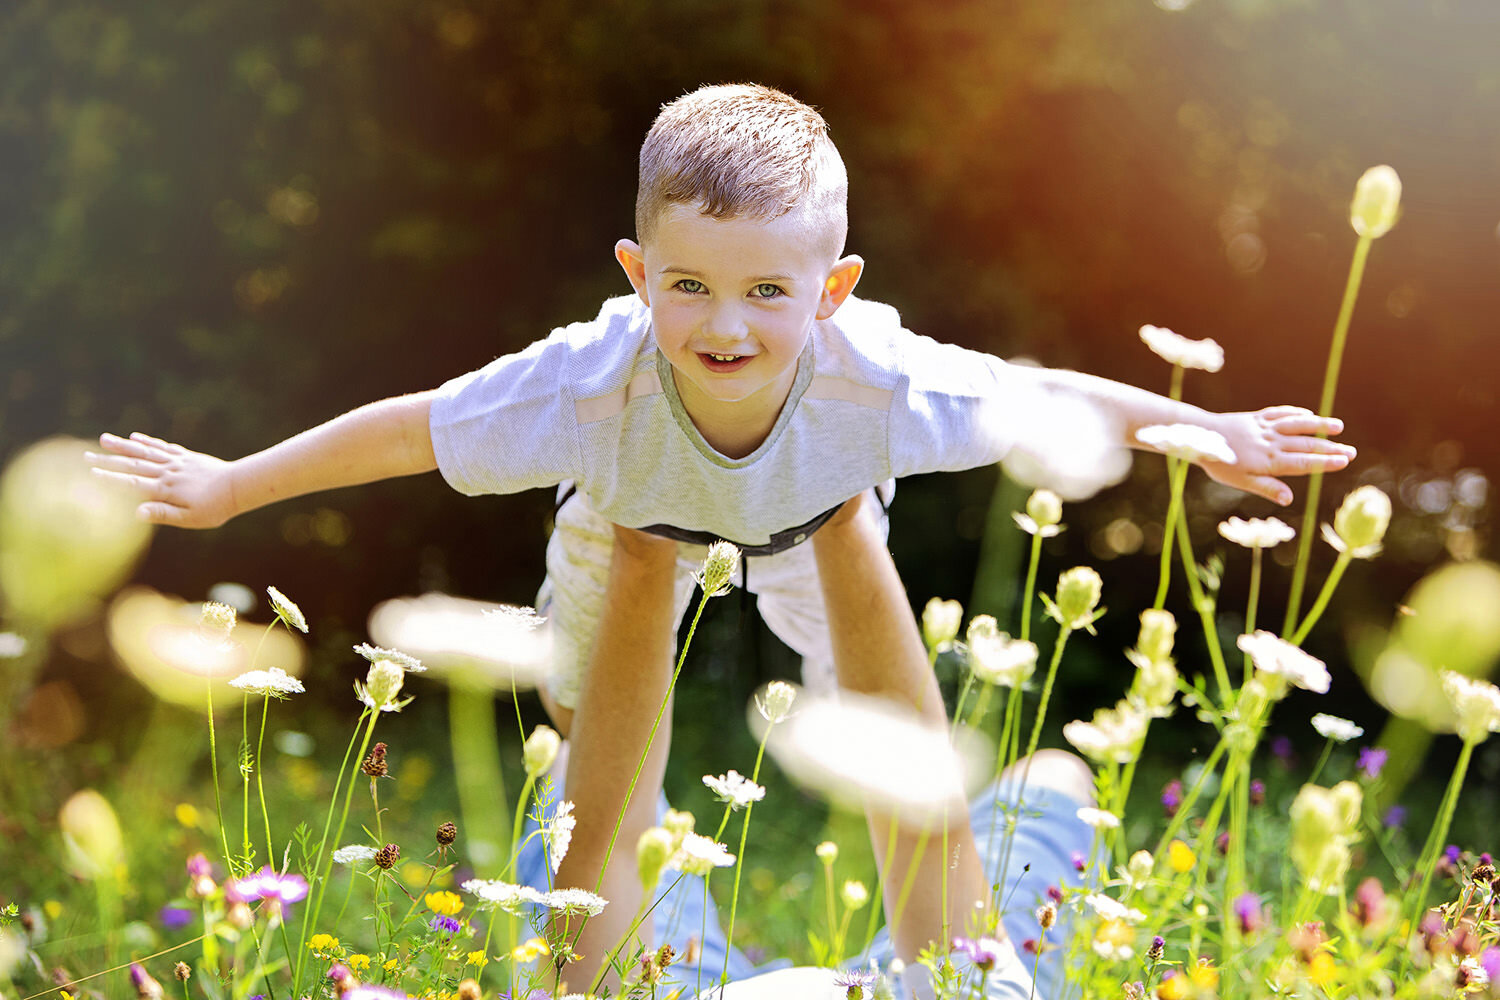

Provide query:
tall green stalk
left=1284, top=235, right=1373, bottom=635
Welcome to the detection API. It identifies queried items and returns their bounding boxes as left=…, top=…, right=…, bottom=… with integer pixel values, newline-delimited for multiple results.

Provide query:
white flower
left=1237, top=631, right=1331, bottom=694
left=1218, top=516, right=1295, bottom=549
left=703, top=770, right=766, bottom=811
left=265, top=586, right=308, bottom=633
left=0, top=632, right=25, bottom=658
left=1349, top=165, right=1401, bottom=239
left=353, top=643, right=425, bottom=673
left=1311, top=714, right=1363, bottom=743
left=227, top=666, right=305, bottom=699
left=545, top=801, right=576, bottom=874
left=332, top=845, right=378, bottom=865
left=1046, top=566, right=1104, bottom=633
left=1441, top=671, right=1500, bottom=745
left=368, top=595, right=550, bottom=692
left=1076, top=807, right=1122, bottom=831
left=755, top=680, right=797, bottom=724
left=523, top=725, right=562, bottom=778
left=675, top=833, right=736, bottom=875
left=1139, top=325, right=1225, bottom=372
left=922, top=598, right=963, bottom=652
left=536, top=887, right=609, bottom=916
left=695, top=540, right=741, bottom=597
left=200, top=601, right=237, bottom=638
left=1135, top=424, right=1237, bottom=465
left=1064, top=700, right=1150, bottom=764
left=1084, top=893, right=1147, bottom=924
left=1323, top=485, right=1392, bottom=560
left=1013, top=490, right=1064, bottom=538
left=354, top=658, right=412, bottom=713
left=461, top=878, right=544, bottom=916
left=966, top=627, right=1038, bottom=689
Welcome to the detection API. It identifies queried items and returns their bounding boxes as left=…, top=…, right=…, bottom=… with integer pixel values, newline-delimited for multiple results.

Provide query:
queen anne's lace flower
left=1139, top=325, right=1225, bottom=372
left=1311, top=714, right=1363, bottom=743
left=461, top=878, right=544, bottom=915
left=1076, top=807, right=1122, bottom=830
left=1084, top=893, right=1147, bottom=924
left=332, top=845, right=378, bottom=865
left=1441, top=671, right=1500, bottom=745
left=1237, top=631, right=1331, bottom=695
left=1218, top=516, right=1295, bottom=549
left=353, top=643, right=425, bottom=672
left=1135, top=424, right=1237, bottom=465
left=702, top=770, right=766, bottom=810
left=544, top=801, right=575, bottom=874
left=675, top=833, right=736, bottom=875
left=227, top=667, right=305, bottom=699
left=536, top=887, right=609, bottom=916
left=266, top=586, right=308, bottom=633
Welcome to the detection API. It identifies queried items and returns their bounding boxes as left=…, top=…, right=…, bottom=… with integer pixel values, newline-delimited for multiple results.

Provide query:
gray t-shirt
left=429, top=294, right=1023, bottom=547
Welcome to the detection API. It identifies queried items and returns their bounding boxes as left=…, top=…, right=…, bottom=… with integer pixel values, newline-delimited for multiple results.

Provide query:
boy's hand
left=1200, top=406, right=1355, bottom=506
left=88, top=432, right=239, bottom=528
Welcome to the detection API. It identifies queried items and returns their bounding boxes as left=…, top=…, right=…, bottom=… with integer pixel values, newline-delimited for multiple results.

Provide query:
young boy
left=93, top=84, right=1353, bottom=994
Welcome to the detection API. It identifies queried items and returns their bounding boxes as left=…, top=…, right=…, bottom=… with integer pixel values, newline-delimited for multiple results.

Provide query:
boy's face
left=616, top=203, right=862, bottom=429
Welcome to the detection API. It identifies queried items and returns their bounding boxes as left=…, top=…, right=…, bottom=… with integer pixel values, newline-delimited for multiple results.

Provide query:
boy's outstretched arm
left=1021, top=368, right=1356, bottom=506
left=89, top=391, right=439, bottom=527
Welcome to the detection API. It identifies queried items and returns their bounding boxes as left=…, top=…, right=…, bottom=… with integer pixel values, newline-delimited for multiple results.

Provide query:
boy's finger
left=1241, top=474, right=1294, bottom=507
left=1272, top=413, right=1344, bottom=436
left=90, top=466, right=151, bottom=491
left=1279, top=437, right=1357, bottom=458
left=129, top=431, right=183, bottom=453
left=1275, top=452, right=1350, bottom=475
left=99, top=432, right=153, bottom=457
left=85, top=452, right=164, bottom=476
left=138, top=501, right=186, bottom=526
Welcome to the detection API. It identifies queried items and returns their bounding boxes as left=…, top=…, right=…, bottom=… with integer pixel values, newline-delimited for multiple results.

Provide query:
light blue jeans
left=515, top=776, right=1093, bottom=999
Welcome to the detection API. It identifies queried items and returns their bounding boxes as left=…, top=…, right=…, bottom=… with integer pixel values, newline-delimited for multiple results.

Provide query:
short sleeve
left=428, top=331, right=583, bottom=496
left=887, top=336, right=1025, bottom=479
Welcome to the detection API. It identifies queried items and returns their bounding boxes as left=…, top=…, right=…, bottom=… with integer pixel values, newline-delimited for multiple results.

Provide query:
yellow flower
left=308, top=933, right=342, bottom=956
left=347, top=954, right=371, bottom=972
left=1190, top=958, right=1219, bottom=989
left=1307, top=952, right=1337, bottom=987
left=425, top=890, right=463, bottom=916
left=384, top=957, right=401, bottom=973
left=1156, top=974, right=1188, bottom=1000
left=175, top=803, right=201, bottom=828
left=400, top=860, right=429, bottom=886
left=465, top=950, right=488, bottom=967
left=1168, top=839, right=1196, bottom=873
left=44, top=900, right=63, bottom=920
left=512, top=936, right=551, bottom=962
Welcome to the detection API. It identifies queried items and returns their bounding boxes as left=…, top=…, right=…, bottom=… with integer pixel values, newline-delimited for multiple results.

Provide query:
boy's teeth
left=708, top=354, right=738, bottom=362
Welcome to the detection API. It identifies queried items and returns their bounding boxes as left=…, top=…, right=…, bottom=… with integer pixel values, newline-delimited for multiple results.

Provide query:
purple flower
left=234, top=867, right=309, bottom=904
left=130, top=963, right=164, bottom=1000
left=343, top=988, right=412, bottom=1000
left=1445, top=844, right=1462, bottom=864
left=1270, top=735, right=1294, bottom=762
left=833, top=968, right=877, bottom=998
left=1161, top=779, right=1183, bottom=817
left=186, top=853, right=212, bottom=880
left=1383, top=805, right=1406, bottom=828
left=1233, top=892, right=1264, bottom=934
left=951, top=936, right=1006, bottom=971
left=1071, top=851, right=1087, bottom=873
left=1249, top=779, right=1266, bottom=806
left=1481, top=947, right=1500, bottom=985
left=430, top=914, right=461, bottom=934
left=1357, top=746, right=1388, bottom=780
left=159, top=905, right=193, bottom=931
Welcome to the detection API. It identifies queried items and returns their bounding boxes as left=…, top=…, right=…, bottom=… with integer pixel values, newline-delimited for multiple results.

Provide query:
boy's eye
left=751, top=283, right=783, bottom=299
left=674, top=279, right=706, bottom=295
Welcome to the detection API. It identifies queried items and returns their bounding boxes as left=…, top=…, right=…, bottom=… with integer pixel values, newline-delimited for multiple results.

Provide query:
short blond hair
left=635, top=83, right=848, bottom=258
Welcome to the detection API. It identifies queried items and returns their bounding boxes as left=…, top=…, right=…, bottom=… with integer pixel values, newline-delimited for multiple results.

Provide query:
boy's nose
left=705, top=301, right=750, bottom=342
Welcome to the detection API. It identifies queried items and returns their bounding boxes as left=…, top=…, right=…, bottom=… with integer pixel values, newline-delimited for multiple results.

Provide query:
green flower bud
left=364, top=659, right=405, bottom=711
left=1026, top=489, right=1063, bottom=529
left=1289, top=782, right=1362, bottom=894
left=1136, top=609, right=1176, bottom=664
left=1126, top=849, right=1154, bottom=885
left=1051, top=566, right=1103, bottom=631
left=1327, top=485, right=1392, bottom=559
left=815, top=841, right=839, bottom=864
left=922, top=598, right=963, bottom=652
left=637, top=827, right=674, bottom=891
left=756, top=680, right=797, bottom=724
left=1349, top=165, right=1401, bottom=239
left=523, top=724, right=561, bottom=778
left=59, top=789, right=125, bottom=881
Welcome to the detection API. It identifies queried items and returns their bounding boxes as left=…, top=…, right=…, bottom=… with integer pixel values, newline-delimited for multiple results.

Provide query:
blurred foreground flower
left=1289, top=781, right=1362, bottom=894
left=368, top=594, right=549, bottom=691
left=59, top=789, right=125, bottom=881
left=1441, top=671, right=1500, bottom=745
left=1, top=437, right=152, bottom=630
left=921, top=598, right=963, bottom=654
left=106, top=587, right=306, bottom=710
left=523, top=725, right=561, bottom=777
left=1139, top=325, right=1225, bottom=373
left=1000, top=386, right=1132, bottom=502
left=754, top=679, right=797, bottom=724
left=1349, top=165, right=1402, bottom=239
left=1064, top=699, right=1150, bottom=764
left=1218, top=516, right=1294, bottom=550
left=1237, top=631, right=1331, bottom=695
left=756, top=685, right=992, bottom=819
left=1135, top=424, right=1237, bottom=465
left=965, top=617, right=1037, bottom=688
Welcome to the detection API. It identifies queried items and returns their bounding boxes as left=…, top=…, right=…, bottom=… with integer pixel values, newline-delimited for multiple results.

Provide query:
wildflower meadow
left=3, top=158, right=1499, bottom=1000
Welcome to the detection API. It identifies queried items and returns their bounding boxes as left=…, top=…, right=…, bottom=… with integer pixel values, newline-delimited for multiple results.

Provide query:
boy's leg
left=550, top=523, right=682, bottom=993
left=809, top=494, right=991, bottom=965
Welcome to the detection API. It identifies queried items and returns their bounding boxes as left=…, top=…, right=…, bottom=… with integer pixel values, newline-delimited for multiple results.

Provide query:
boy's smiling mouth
left=698, top=352, right=753, bottom=373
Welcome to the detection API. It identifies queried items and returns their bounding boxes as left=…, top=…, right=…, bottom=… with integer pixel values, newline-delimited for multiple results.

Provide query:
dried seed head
left=457, top=978, right=483, bottom=1000
left=361, top=742, right=389, bottom=778
left=655, top=943, right=675, bottom=968
left=130, top=963, right=164, bottom=1000
left=374, top=843, right=401, bottom=870
left=1473, top=863, right=1496, bottom=884
left=1035, top=901, right=1057, bottom=931
left=436, top=821, right=457, bottom=847
left=173, top=962, right=191, bottom=982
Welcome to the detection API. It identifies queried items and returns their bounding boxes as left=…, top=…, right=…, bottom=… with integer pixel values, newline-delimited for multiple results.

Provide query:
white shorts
left=535, top=482, right=894, bottom=709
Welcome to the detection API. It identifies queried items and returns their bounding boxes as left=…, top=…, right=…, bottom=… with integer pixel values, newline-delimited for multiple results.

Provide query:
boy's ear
left=615, top=239, right=650, bottom=305
left=816, top=255, right=864, bottom=320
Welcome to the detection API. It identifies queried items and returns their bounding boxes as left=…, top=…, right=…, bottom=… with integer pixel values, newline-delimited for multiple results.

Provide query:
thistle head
left=696, top=540, right=740, bottom=597
left=1050, top=566, right=1103, bottom=632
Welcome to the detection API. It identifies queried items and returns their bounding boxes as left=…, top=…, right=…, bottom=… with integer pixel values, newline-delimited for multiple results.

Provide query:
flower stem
left=1405, top=739, right=1474, bottom=946
left=1019, top=533, right=1043, bottom=643
left=207, top=675, right=233, bottom=875
left=1243, top=548, right=1263, bottom=686
left=1154, top=458, right=1189, bottom=610
left=1290, top=552, right=1352, bottom=646
left=1175, top=513, right=1231, bottom=702
left=1285, top=234, right=1373, bottom=634
left=719, top=734, right=772, bottom=986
